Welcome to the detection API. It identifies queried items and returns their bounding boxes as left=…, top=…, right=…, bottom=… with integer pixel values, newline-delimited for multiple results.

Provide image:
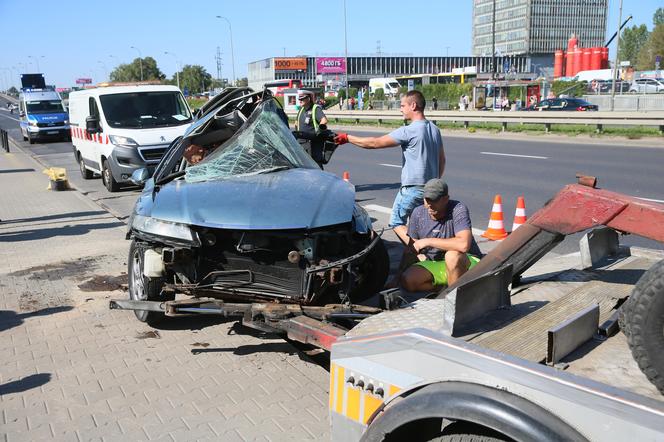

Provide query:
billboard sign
left=274, top=57, right=307, bottom=71
left=316, top=57, right=346, bottom=74
left=75, top=78, right=93, bottom=85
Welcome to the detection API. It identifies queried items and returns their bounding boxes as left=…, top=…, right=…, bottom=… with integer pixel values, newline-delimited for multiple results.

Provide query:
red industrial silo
left=573, top=47, right=583, bottom=76
left=591, top=47, right=603, bottom=70
left=582, top=48, right=591, bottom=72
left=566, top=35, right=577, bottom=76
left=601, top=47, right=609, bottom=69
left=554, top=50, right=565, bottom=78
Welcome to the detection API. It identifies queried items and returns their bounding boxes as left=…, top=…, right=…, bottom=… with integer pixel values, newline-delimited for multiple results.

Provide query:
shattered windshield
left=185, top=100, right=319, bottom=183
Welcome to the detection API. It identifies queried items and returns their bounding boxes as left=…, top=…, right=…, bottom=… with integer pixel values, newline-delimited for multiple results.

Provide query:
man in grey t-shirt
left=334, top=90, right=445, bottom=244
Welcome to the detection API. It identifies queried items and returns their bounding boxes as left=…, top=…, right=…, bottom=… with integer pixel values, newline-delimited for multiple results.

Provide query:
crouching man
left=394, top=178, right=482, bottom=292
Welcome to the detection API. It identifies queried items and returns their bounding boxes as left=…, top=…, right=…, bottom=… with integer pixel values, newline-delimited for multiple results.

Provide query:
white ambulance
left=68, top=84, right=192, bottom=192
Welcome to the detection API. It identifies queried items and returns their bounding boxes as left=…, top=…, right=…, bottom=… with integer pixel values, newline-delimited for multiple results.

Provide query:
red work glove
left=334, top=133, right=349, bottom=145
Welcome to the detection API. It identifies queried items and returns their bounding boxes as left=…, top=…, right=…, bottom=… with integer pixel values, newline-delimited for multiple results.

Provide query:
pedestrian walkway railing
left=286, top=109, right=664, bottom=134
left=1, top=129, right=9, bottom=153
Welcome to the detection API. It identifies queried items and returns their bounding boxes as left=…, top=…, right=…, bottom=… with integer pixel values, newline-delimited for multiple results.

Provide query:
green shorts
left=413, top=254, right=481, bottom=287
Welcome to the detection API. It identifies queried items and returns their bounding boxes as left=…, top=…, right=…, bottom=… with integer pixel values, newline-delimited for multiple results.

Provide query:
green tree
left=373, top=88, right=385, bottom=100
left=109, top=57, right=165, bottom=82
left=180, top=65, right=213, bottom=94
left=8, top=86, right=19, bottom=96
left=235, top=77, right=248, bottom=87
left=636, top=24, right=664, bottom=70
left=654, top=7, right=664, bottom=26
left=619, top=24, right=650, bottom=65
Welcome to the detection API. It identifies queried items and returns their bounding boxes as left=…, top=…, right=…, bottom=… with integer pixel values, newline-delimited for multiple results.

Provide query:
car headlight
left=29, top=120, right=38, bottom=127
left=132, top=215, right=194, bottom=242
left=64, top=119, right=69, bottom=125
left=109, top=135, right=138, bottom=147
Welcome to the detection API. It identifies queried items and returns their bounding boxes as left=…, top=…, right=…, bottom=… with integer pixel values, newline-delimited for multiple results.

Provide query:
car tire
left=128, top=240, right=173, bottom=326
left=78, top=152, right=94, bottom=180
left=22, top=133, right=27, bottom=141
left=101, top=159, right=121, bottom=192
left=621, top=259, right=664, bottom=394
left=28, top=134, right=35, bottom=144
left=349, top=237, right=390, bottom=302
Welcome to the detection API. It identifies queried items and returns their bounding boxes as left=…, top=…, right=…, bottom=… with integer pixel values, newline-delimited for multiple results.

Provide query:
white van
left=369, top=77, right=401, bottom=96
left=69, top=85, right=192, bottom=192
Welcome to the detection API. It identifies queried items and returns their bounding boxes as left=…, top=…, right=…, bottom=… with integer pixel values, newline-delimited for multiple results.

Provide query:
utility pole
left=492, top=0, right=496, bottom=79
left=610, top=0, right=623, bottom=111
left=215, top=46, right=223, bottom=85
left=343, top=0, right=349, bottom=108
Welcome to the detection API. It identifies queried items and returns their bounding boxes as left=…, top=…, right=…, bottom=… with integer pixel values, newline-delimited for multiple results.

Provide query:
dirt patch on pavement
left=19, top=291, right=72, bottom=311
left=136, top=330, right=161, bottom=339
left=78, top=274, right=128, bottom=292
left=9, top=256, right=101, bottom=280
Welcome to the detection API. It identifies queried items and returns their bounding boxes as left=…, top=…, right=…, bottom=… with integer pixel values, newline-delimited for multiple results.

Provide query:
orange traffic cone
left=512, top=196, right=527, bottom=232
left=482, top=194, right=509, bottom=240
left=343, top=171, right=350, bottom=182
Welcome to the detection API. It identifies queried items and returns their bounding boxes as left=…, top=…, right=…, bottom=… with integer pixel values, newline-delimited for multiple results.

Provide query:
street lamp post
left=28, top=55, right=44, bottom=72
left=215, top=16, right=236, bottom=86
left=164, top=51, right=181, bottom=90
left=97, top=61, right=109, bottom=81
left=343, top=0, right=349, bottom=108
left=610, top=0, right=623, bottom=111
left=130, top=46, right=144, bottom=81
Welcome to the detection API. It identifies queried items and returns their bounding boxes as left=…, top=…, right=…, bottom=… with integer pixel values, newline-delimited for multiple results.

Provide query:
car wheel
left=128, top=240, right=173, bottom=326
left=101, top=159, right=121, bottom=192
left=349, top=237, right=390, bottom=302
left=78, top=152, right=94, bottom=180
left=621, top=259, right=664, bottom=394
left=28, top=134, right=35, bottom=144
left=22, top=132, right=27, bottom=141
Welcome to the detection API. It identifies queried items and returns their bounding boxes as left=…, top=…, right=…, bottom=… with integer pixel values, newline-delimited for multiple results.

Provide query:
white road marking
left=481, top=151, right=548, bottom=160
left=638, top=197, right=664, bottom=204
left=0, top=112, right=20, bottom=122
left=363, top=204, right=485, bottom=236
left=379, top=163, right=401, bottom=168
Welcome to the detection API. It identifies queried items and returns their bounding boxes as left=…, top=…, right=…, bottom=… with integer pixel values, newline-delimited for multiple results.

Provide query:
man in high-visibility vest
left=294, top=90, right=328, bottom=168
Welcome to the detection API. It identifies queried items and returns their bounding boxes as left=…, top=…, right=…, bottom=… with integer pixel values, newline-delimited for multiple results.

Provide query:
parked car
left=629, top=78, right=664, bottom=93
left=586, top=79, right=630, bottom=93
left=524, top=98, right=598, bottom=111
left=125, top=88, right=389, bottom=324
left=629, top=78, right=664, bottom=94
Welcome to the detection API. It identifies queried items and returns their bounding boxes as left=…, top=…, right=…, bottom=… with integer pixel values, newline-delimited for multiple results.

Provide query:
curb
left=5, top=135, right=130, bottom=224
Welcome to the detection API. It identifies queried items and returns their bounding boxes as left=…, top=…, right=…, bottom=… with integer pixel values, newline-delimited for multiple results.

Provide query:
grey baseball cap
left=423, top=178, right=449, bottom=200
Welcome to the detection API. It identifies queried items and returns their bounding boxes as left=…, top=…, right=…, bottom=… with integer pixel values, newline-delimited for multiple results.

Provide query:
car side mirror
left=19, top=111, right=25, bottom=117
left=130, top=168, right=150, bottom=186
left=86, top=115, right=100, bottom=134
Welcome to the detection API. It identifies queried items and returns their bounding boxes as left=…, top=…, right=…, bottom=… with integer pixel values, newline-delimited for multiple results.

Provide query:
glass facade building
left=248, top=55, right=530, bottom=90
left=472, top=0, right=608, bottom=56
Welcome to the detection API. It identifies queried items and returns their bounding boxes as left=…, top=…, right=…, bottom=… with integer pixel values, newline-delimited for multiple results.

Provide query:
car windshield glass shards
left=185, top=99, right=319, bottom=183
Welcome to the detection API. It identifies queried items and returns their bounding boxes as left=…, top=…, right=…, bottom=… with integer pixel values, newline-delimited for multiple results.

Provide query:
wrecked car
left=125, top=88, right=389, bottom=324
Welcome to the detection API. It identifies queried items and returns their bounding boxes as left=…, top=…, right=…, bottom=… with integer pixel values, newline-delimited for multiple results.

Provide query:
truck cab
left=18, top=89, right=70, bottom=144
left=68, top=84, right=192, bottom=192
left=369, top=78, right=401, bottom=97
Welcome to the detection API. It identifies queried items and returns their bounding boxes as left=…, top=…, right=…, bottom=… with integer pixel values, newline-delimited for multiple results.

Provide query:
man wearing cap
left=391, top=178, right=481, bottom=291
left=334, top=90, right=445, bottom=245
left=294, top=90, right=328, bottom=168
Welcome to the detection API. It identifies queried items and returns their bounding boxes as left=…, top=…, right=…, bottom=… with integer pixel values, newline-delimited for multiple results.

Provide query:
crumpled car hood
left=143, top=168, right=355, bottom=230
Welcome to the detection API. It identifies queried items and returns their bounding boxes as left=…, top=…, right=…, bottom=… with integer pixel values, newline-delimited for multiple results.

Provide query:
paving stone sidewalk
left=0, top=147, right=330, bottom=441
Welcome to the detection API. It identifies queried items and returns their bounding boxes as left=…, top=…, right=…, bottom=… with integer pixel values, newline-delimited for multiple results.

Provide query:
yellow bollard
left=42, top=167, right=70, bottom=191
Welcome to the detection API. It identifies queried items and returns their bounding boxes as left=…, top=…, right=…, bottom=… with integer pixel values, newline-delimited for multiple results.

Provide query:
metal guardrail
left=295, top=109, right=664, bottom=134
left=1, top=129, right=9, bottom=153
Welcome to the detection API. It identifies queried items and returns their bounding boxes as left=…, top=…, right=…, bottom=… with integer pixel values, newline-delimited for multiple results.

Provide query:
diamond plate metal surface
left=345, top=299, right=446, bottom=337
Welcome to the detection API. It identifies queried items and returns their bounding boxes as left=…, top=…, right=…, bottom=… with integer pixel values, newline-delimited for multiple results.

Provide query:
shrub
left=374, top=88, right=385, bottom=100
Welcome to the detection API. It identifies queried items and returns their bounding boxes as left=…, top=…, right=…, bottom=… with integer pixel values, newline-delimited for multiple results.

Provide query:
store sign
left=75, top=78, right=92, bottom=85
left=274, top=57, right=307, bottom=71
left=316, top=57, right=346, bottom=74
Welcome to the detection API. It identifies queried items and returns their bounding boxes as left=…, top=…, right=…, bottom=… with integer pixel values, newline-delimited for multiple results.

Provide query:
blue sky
left=0, top=0, right=661, bottom=88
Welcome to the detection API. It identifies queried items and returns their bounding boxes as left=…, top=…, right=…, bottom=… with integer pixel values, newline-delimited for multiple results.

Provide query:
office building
left=472, top=0, right=608, bottom=57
